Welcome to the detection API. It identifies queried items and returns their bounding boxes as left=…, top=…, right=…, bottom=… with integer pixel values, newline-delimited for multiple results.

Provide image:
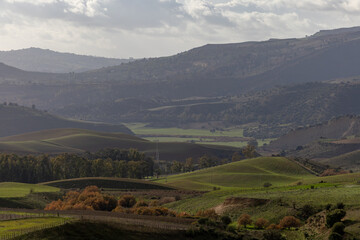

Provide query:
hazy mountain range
left=1, top=27, right=360, bottom=138
left=0, top=48, right=133, bottom=73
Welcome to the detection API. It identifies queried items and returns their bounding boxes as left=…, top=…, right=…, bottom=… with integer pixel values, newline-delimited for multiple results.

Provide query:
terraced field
left=155, top=157, right=314, bottom=191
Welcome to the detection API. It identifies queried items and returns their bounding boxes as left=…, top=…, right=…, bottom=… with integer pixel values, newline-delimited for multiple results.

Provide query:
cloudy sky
left=1, top=0, right=360, bottom=58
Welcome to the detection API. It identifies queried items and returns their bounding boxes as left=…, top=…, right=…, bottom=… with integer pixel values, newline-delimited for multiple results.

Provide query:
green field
left=125, top=123, right=245, bottom=137
left=155, top=157, right=314, bottom=191
left=126, top=123, right=274, bottom=148
left=42, top=177, right=176, bottom=190
left=0, top=183, right=59, bottom=198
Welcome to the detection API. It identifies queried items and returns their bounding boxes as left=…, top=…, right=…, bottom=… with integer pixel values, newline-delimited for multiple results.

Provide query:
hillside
left=0, top=48, right=132, bottom=73
left=0, top=104, right=133, bottom=137
left=0, top=128, right=237, bottom=161
left=267, top=115, right=360, bottom=150
left=155, top=157, right=314, bottom=190
left=1, top=27, right=360, bottom=133
left=319, top=150, right=360, bottom=171
left=42, top=177, right=175, bottom=190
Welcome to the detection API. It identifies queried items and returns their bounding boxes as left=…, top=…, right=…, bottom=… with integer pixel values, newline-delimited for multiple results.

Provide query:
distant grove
left=0, top=148, right=154, bottom=183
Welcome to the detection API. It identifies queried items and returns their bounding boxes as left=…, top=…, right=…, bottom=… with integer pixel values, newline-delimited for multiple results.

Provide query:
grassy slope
left=42, top=177, right=176, bottom=190
left=155, top=157, right=313, bottom=191
left=0, top=182, right=59, bottom=198
left=319, top=149, right=360, bottom=170
left=14, top=221, right=228, bottom=240
left=0, top=217, right=67, bottom=238
left=0, top=128, right=237, bottom=161
left=0, top=104, right=133, bottom=137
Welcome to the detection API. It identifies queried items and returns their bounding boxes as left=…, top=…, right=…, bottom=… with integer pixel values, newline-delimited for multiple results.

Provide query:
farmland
left=125, top=123, right=273, bottom=148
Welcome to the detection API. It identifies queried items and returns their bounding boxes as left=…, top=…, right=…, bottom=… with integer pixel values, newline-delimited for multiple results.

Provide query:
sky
left=1, top=0, right=360, bottom=58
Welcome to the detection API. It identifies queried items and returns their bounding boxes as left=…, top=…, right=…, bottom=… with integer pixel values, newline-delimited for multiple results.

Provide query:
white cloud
left=1, top=0, right=360, bottom=58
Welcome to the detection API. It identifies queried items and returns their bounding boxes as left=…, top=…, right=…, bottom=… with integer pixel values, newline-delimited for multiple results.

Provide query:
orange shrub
left=255, top=218, right=269, bottom=229
left=118, top=195, right=137, bottom=208
left=237, top=214, right=252, bottom=228
left=44, top=186, right=117, bottom=211
left=279, top=216, right=301, bottom=229
left=266, top=223, right=281, bottom=230
left=196, top=209, right=218, bottom=219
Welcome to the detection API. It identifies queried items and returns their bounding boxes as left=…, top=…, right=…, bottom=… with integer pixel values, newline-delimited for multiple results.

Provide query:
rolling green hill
left=155, top=157, right=314, bottom=191
left=0, top=128, right=237, bottom=161
left=0, top=182, right=59, bottom=198
left=0, top=104, right=133, bottom=137
left=42, top=177, right=175, bottom=190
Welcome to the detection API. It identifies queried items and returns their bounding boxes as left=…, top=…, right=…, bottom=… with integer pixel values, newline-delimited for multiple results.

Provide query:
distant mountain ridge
left=0, top=48, right=133, bottom=73
left=1, top=27, right=360, bottom=136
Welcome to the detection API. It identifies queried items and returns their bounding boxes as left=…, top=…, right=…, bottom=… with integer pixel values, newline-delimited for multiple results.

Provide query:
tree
left=326, top=209, right=346, bottom=227
left=242, top=144, right=256, bottom=159
left=238, top=213, right=252, bottom=228
left=255, top=218, right=269, bottom=229
left=221, top=215, right=232, bottom=226
left=185, top=157, right=194, bottom=171
left=278, top=216, right=301, bottom=229
left=263, top=230, right=286, bottom=240
left=231, top=152, right=242, bottom=162
left=118, top=195, right=137, bottom=208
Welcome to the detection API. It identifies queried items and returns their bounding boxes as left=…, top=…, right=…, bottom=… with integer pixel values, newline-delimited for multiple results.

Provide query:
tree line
left=0, top=148, right=154, bottom=183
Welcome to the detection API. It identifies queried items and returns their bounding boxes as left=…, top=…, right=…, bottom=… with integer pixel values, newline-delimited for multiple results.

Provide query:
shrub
left=226, top=224, right=237, bottom=233
left=196, top=209, right=218, bottom=220
left=134, top=200, right=148, bottom=208
left=266, top=224, right=280, bottom=230
left=298, top=204, right=316, bottom=219
left=328, top=232, right=343, bottom=240
left=237, top=213, right=252, bottom=228
left=149, top=200, right=159, bottom=207
left=118, top=195, right=136, bottom=208
left=263, top=182, right=272, bottom=188
left=326, top=204, right=332, bottom=211
left=159, top=197, right=176, bottom=205
left=197, top=217, right=209, bottom=225
left=278, top=216, right=301, bottom=229
left=331, top=222, right=345, bottom=235
left=326, top=209, right=346, bottom=228
left=255, top=218, right=269, bottom=229
left=263, top=230, right=286, bottom=240
left=336, top=202, right=345, bottom=210
left=221, top=215, right=232, bottom=226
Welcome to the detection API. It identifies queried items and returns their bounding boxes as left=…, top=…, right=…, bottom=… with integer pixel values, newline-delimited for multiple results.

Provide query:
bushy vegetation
left=45, top=186, right=117, bottom=211
left=326, top=209, right=346, bottom=228
left=0, top=148, right=154, bottom=183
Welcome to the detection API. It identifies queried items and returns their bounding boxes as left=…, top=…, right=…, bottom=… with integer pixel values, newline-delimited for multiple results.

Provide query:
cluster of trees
left=46, top=186, right=178, bottom=217
left=0, top=148, right=154, bottom=183
left=166, top=146, right=255, bottom=175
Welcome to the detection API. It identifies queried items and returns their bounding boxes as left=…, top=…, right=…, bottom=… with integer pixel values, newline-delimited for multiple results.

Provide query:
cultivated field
left=125, top=123, right=273, bottom=148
